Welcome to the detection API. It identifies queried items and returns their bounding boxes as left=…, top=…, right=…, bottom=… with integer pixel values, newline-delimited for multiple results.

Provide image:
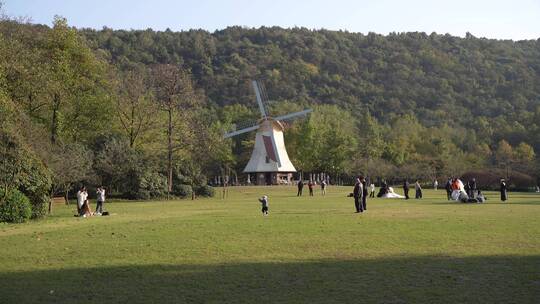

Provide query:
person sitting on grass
left=476, top=190, right=487, bottom=203
left=81, top=199, right=94, bottom=217
left=76, top=186, right=88, bottom=217
left=258, top=195, right=269, bottom=216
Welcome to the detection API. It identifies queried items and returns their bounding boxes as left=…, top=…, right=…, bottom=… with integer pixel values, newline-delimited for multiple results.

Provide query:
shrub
left=0, top=128, right=52, bottom=219
left=195, top=185, right=215, bottom=197
left=461, top=169, right=536, bottom=191
left=136, top=172, right=167, bottom=200
left=0, top=189, right=32, bottom=223
left=173, top=184, right=193, bottom=199
left=18, top=157, right=52, bottom=219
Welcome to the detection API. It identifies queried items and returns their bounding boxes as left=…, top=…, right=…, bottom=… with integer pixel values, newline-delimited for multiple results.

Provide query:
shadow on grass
left=428, top=200, right=540, bottom=206
left=1, top=255, right=539, bottom=304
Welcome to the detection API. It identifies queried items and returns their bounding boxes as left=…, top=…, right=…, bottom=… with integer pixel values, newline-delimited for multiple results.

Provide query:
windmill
left=224, top=80, right=313, bottom=185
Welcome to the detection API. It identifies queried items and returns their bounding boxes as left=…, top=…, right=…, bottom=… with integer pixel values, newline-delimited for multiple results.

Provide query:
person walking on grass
left=258, top=195, right=269, bottom=216
left=353, top=177, right=364, bottom=213
left=403, top=180, right=410, bottom=200
left=500, top=178, right=508, bottom=202
left=297, top=180, right=304, bottom=196
left=433, top=180, right=438, bottom=190
left=415, top=180, right=423, bottom=199
left=95, top=186, right=106, bottom=215
left=369, top=183, right=375, bottom=198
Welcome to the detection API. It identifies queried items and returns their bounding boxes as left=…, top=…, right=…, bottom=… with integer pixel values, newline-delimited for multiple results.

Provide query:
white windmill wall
left=243, top=120, right=296, bottom=173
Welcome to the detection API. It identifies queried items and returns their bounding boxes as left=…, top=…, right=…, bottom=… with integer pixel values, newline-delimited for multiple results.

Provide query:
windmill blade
left=258, top=81, right=271, bottom=106
left=252, top=80, right=268, bottom=118
left=262, top=134, right=281, bottom=167
left=223, top=124, right=260, bottom=138
left=274, top=109, right=313, bottom=122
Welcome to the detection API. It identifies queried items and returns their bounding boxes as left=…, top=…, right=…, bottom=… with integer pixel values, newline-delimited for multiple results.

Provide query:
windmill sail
left=274, top=109, right=313, bottom=122
left=252, top=80, right=268, bottom=118
left=223, top=124, right=260, bottom=138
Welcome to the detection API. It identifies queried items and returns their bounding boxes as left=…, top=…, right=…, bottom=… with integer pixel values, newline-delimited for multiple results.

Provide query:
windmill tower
left=224, top=80, right=312, bottom=185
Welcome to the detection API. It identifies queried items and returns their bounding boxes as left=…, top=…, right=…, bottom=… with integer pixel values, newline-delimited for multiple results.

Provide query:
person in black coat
left=377, top=180, right=389, bottom=197
left=468, top=178, right=477, bottom=198
left=445, top=178, right=452, bottom=200
left=353, top=178, right=364, bottom=213
left=415, top=180, right=423, bottom=199
left=500, top=178, right=508, bottom=202
left=297, top=180, right=304, bottom=196
left=361, top=176, right=368, bottom=211
left=403, top=180, right=410, bottom=200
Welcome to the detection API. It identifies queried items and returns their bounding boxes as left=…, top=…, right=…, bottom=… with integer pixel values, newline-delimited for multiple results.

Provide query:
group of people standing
left=76, top=186, right=106, bottom=217
left=297, top=180, right=327, bottom=196
left=290, top=175, right=516, bottom=216
left=353, top=176, right=368, bottom=213
left=402, top=180, right=423, bottom=199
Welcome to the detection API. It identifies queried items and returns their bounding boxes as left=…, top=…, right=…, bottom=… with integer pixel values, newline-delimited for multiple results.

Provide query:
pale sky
left=4, top=0, right=540, bottom=40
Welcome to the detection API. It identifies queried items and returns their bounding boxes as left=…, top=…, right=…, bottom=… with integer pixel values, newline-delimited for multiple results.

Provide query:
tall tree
left=43, top=16, right=108, bottom=143
left=514, top=142, right=536, bottom=173
left=495, top=140, right=514, bottom=178
left=115, top=67, right=158, bottom=148
left=356, top=109, right=384, bottom=177
left=152, top=64, right=199, bottom=198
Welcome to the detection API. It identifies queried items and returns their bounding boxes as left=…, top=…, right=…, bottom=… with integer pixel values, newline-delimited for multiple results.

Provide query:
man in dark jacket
left=445, top=178, right=452, bottom=200
left=500, top=178, right=508, bottom=202
left=403, top=180, right=410, bottom=200
left=297, top=180, right=304, bottom=196
left=308, top=181, right=314, bottom=196
left=415, top=180, right=423, bottom=199
left=361, top=176, right=368, bottom=211
left=353, top=177, right=363, bottom=213
left=468, top=178, right=477, bottom=198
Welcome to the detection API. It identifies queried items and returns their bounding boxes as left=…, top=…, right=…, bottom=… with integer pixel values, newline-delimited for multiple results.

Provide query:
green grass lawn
left=1, top=186, right=539, bottom=303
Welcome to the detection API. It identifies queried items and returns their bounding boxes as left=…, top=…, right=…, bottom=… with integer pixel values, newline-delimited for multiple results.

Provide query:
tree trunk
left=129, top=103, right=135, bottom=148
left=167, top=107, right=173, bottom=199
left=51, top=94, right=60, bottom=144
left=48, top=189, right=53, bottom=214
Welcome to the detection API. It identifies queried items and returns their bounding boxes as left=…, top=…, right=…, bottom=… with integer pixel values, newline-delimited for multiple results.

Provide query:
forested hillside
left=80, top=26, right=540, bottom=180
left=82, top=26, right=540, bottom=134
left=1, top=15, right=539, bottom=221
